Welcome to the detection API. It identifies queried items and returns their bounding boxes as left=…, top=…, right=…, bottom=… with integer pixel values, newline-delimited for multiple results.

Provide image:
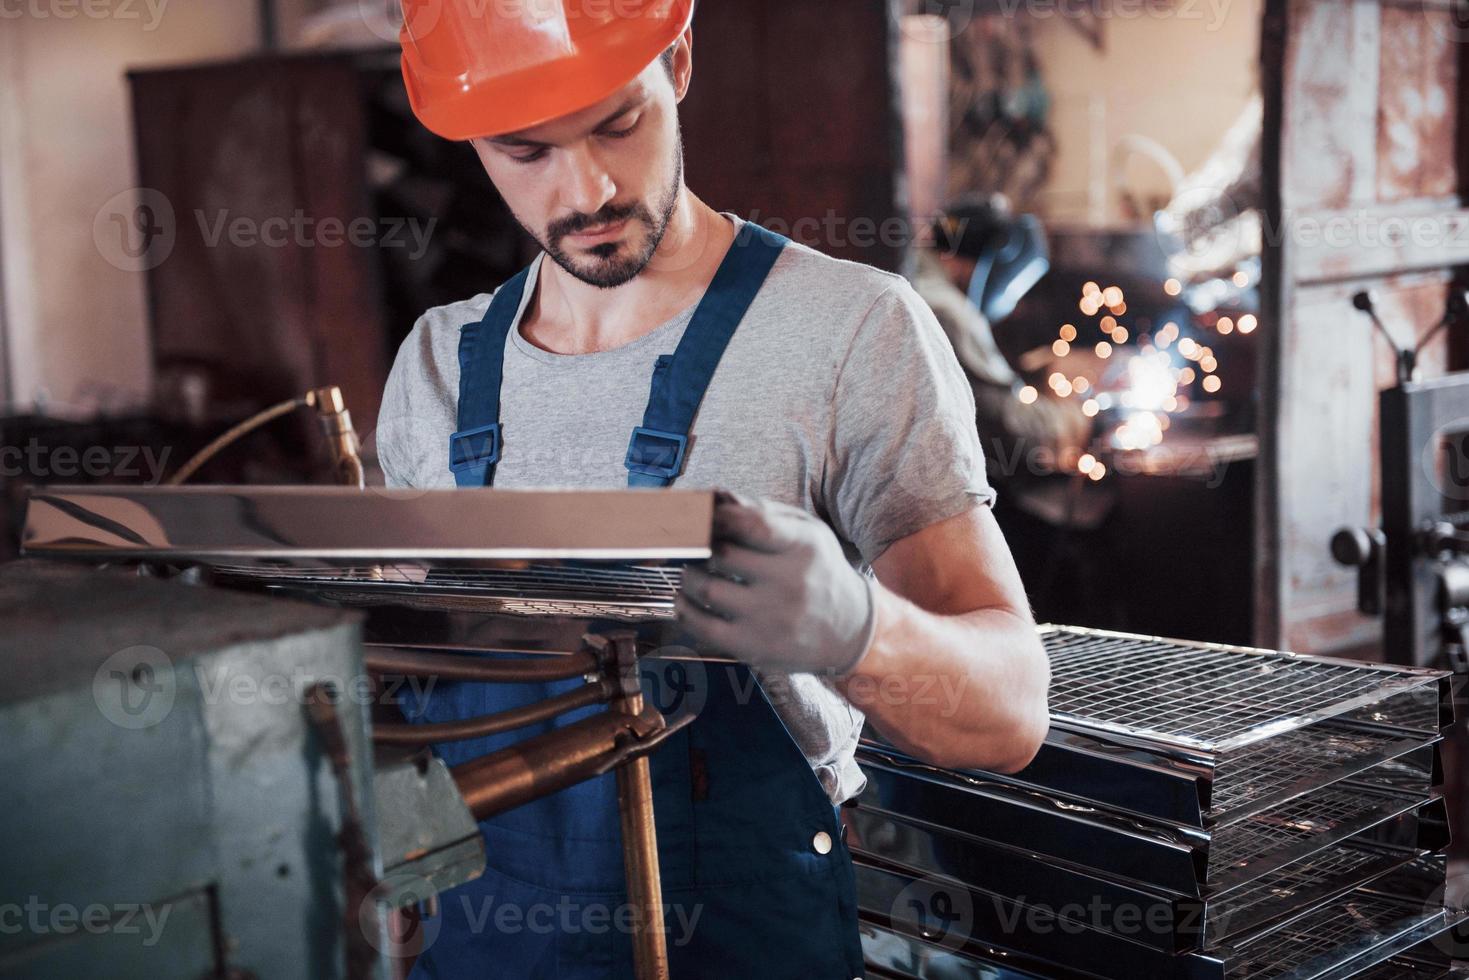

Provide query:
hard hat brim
left=402, top=0, right=695, bottom=142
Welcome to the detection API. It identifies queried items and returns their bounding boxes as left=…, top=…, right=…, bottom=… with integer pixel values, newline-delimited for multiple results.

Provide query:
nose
left=557, top=142, right=617, bottom=219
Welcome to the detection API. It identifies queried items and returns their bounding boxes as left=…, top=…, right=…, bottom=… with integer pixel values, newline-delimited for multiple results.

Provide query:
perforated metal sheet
left=211, top=562, right=684, bottom=620
left=1206, top=784, right=1422, bottom=886
left=1041, top=626, right=1446, bottom=752
left=1228, top=891, right=1466, bottom=978
left=1348, top=958, right=1469, bottom=979
left=1210, top=725, right=1433, bottom=820
left=1205, top=841, right=1408, bottom=946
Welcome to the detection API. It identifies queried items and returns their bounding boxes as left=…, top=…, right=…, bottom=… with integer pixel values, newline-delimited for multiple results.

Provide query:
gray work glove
left=675, top=491, right=877, bottom=676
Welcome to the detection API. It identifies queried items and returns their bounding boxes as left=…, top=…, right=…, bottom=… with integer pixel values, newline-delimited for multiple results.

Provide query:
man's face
left=939, top=251, right=980, bottom=296
left=470, top=44, right=689, bottom=290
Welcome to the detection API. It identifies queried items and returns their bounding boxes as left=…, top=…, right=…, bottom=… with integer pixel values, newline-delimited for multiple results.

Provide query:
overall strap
left=449, top=222, right=788, bottom=489
left=624, top=221, right=789, bottom=487
left=449, top=265, right=532, bottom=487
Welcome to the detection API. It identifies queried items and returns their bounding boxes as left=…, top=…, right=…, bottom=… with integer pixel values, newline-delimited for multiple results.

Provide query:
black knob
left=1331, top=527, right=1374, bottom=566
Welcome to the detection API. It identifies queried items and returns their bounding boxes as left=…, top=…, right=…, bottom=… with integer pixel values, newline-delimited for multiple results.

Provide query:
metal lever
left=1441, top=609, right=1469, bottom=675
left=1351, top=288, right=1469, bottom=386
left=1330, top=525, right=1386, bottom=616
left=1437, top=559, right=1469, bottom=675
left=1352, top=291, right=1416, bottom=384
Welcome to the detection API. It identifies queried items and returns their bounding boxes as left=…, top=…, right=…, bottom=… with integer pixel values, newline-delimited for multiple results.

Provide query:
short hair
left=660, top=44, right=676, bottom=79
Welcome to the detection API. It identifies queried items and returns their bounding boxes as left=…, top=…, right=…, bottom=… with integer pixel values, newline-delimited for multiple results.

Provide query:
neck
left=525, top=188, right=735, bottom=354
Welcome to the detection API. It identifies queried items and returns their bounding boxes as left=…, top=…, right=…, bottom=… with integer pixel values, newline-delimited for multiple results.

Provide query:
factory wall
left=0, top=2, right=261, bottom=415
left=1030, top=0, right=1264, bottom=225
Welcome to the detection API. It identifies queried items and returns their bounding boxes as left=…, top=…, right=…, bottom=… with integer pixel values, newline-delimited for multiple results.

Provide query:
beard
left=527, top=132, right=684, bottom=290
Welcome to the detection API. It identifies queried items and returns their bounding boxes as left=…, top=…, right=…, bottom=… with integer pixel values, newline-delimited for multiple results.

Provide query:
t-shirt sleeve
left=821, top=280, right=996, bottom=563
left=375, top=313, right=456, bottom=490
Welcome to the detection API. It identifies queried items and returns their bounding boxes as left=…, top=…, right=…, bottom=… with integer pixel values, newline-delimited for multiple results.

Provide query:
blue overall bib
left=409, top=222, right=866, bottom=979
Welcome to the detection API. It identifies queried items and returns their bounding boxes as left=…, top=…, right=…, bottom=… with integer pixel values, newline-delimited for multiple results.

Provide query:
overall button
left=812, top=831, right=833, bottom=855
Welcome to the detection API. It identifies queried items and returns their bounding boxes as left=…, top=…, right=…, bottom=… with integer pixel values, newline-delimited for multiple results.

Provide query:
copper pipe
left=372, top=679, right=614, bottom=746
left=616, top=756, right=667, bottom=980
left=450, top=711, right=650, bottom=820
left=591, top=632, right=669, bottom=980
left=365, top=647, right=598, bottom=683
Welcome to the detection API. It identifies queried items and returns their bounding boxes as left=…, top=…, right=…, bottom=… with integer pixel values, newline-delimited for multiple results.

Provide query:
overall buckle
left=449, top=423, right=501, bottom=472
left=624, top=427, right=688, bottom=481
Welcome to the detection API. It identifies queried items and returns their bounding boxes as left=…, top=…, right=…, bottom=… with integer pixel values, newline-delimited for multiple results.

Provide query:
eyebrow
left=488, top=96, right=647, bottom=148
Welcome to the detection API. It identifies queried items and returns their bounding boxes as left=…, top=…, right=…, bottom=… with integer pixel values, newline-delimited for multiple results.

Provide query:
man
left=912, top=201, right=1106, bottom=619
left=379, top=3, right=1050, bottom=977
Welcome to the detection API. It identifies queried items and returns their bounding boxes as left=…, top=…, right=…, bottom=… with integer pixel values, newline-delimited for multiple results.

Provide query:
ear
left=671, top=26, right=694, bottom=103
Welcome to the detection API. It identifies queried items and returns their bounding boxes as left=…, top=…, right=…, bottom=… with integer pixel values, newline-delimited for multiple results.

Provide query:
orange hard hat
left=399, top=0, right=696, bottom=141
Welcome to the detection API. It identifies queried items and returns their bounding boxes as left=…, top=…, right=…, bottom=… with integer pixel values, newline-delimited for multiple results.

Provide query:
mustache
left=548, top=202, right=652, bottom=243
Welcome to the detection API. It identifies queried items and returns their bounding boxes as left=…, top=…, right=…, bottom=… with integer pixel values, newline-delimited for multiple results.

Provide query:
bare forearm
left=838, top=584, right=1050, bottom=773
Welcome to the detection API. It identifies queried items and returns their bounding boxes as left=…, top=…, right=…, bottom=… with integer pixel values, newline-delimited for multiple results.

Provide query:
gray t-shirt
left=376, top=216, right=995, bottom=803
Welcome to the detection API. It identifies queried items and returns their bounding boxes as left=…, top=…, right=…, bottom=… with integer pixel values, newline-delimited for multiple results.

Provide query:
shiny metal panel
left=856, top=749, right=1437, bottom=897
left=21, top=486, right=714, bottom=564
left=854, top=857, right=1469, bottom=980
left=848, top=801, right=1436, bottom=951
left=859, top=921, right=1054, bottom=980
left=868, top=723, right=1441, bottom=832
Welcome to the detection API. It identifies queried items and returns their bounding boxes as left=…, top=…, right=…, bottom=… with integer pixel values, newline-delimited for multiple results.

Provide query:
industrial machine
left=0, top=560, right=384, bottom=978
left=1334, top=291, right=1469, bottom=675
left=13, top=486, right=716, bottom=980
left=14, top=486, right=1468, bottom=979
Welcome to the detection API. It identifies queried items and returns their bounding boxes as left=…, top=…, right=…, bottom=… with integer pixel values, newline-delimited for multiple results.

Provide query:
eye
left=600, top=117, right=641, bottom=140
left=510, top=147, right=549, bottom=165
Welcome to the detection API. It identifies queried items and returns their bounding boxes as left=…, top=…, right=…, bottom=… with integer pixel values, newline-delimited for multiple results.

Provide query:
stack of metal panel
left=851, top=625, right=1467, bottom=980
